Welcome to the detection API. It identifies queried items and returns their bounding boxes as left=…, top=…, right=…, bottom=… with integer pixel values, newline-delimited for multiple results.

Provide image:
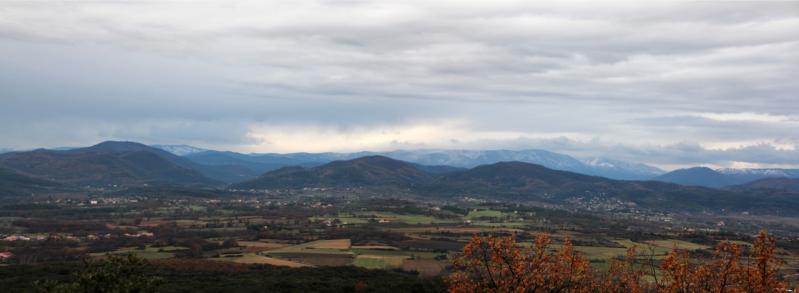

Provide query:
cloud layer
left=0, top=1, right=797, bottom=169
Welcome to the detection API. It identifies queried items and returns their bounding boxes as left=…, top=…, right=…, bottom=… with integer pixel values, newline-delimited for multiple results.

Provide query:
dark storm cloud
left=0, top=1, right=797, bottom=168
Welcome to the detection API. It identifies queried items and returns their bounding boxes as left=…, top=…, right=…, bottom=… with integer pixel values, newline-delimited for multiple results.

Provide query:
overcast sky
left=1, top=1, right=798, bottom=169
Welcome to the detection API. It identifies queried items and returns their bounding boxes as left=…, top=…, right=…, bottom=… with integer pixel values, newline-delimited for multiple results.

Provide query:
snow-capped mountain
left=381, top=149, right=587, bottom=171
left=717, top=168, right=799, bottom=184
left=152, top=144, right=209, bottom=156
left=717, top=168, right=799, bottom=177
left=581, top=157, right=665, bottom=180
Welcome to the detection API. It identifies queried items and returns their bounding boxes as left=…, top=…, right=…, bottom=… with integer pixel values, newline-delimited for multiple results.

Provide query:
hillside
left=423, top=162, right=745, bottom=211
left=0, top=141, right=219, bottom=187
left=0, top=167, right=65, bottom=196
left=232, top=156, right=434, bottom=189
left=426, top=161, right=609, bottom=196
left=740, top=178, right=799, bottom=192
left=653, top=167, right=733, bottom=188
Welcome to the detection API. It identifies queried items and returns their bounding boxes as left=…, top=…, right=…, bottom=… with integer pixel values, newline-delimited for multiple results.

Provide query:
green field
left=471, top=221, right=528, bottom=228
left=312, top=212, right=460, bottom=225
left=355, top=212, right=460, bottom=224
left=644, top=239, right=709, bottom=251
left=309, top=214, right=371, bottom=224
left=267, top=239, right=353, bottom=255
left=353, top=255, right=408, bottom=269
left=89, top=245, right=187, bottom=260
left=210, top=253, right=309, bottom=267
left=465, top=210, right=506, bottom=220
left=311, top=210, right=531, bottom=226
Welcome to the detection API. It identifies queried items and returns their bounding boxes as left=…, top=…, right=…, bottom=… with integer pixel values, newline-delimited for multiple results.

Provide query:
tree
left=448, top=234, right=592, bottom=292
left=659, top=230, right=788, bottom=293
left=601, top=246, right=645, bottom=292
left=34, top=253, right=162, bottom=293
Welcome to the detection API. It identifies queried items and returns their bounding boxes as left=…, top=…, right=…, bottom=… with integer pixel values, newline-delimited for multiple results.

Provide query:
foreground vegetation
left=449, top=231, right=792, bottom=292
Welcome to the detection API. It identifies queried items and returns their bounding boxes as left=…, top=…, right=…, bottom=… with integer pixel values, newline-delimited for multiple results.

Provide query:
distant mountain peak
left=0, top=141, right=219, bottom=187
left=152, top=144, right=209, bottom=156
left=481, top=161, right=549, bottom=170
left=683, top=166, right=716, bottom=172
left=717, top=168, right=799, bottom=177
left=579, top=157, right=664, bottom=179
left=654, top=167, right=728, bottom=188
left=84, top=141, right=152, bottom=153
left=335, top=155, right=411, bottom=167
left=653, top=166, right=799, bottom=188
left=233, top=155, right=431, bottom=189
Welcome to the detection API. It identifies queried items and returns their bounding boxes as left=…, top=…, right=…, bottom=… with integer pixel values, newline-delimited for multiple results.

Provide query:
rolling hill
left=426, top=161, right=609, bottom=196
left=232, top=156, right=433, bottom=189
left=654, top=167, right=733, bottom=188
left=424, top=162, right=746, bottom=211
left=0, top=141, right=220, bottom=187
left=0, top=167, right=65, bottom=196
left=739, top=178, right=799, bottom=192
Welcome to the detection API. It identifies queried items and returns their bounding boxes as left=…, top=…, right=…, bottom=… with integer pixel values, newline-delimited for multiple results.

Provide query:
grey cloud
left=630, top=116, right=799, bottom=142
left=0, top=1, right=797, bottom=168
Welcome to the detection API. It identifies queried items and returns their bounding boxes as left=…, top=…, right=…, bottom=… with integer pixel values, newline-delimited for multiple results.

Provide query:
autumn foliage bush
left=449, top=231, right=792, bottom=292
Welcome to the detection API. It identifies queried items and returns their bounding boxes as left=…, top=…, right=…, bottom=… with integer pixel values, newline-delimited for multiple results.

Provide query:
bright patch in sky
left=0, top=1, right=797, bottom=169
left=693, top=112, right=795, bottom=123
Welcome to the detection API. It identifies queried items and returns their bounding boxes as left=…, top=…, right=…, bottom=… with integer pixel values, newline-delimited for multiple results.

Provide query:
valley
left=2, top=186, right=799, bottom=290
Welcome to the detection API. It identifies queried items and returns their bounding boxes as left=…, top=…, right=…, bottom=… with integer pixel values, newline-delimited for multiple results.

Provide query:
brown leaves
left=658, top=230, right=788, bottom=293
left=602, top=246, right=645, bottom=293
left=448, top=230, right=791, bottom=293
left=449, top=234, right=591, bottom=293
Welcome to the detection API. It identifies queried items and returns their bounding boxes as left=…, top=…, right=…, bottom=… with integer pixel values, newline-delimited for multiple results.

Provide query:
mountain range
left=2, top=141, right=799, bottom=215
left=233, top=155, right=799, bottom=215
left=151, top=145, right=209, bottom=156
left=655, top=167, right=799, bottom=188
left=157, top=146, right=665, bottom=182
left=2, top=140, right=797, bottom=192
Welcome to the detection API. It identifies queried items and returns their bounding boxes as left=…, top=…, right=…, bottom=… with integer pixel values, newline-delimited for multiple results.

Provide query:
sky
left=0, top=1, right=798, bottom=170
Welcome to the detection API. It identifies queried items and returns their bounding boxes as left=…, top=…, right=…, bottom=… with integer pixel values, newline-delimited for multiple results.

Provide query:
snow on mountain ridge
left=717, top=168, right=799, bottom=177
left=152, top=145, right=209, bottom=156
